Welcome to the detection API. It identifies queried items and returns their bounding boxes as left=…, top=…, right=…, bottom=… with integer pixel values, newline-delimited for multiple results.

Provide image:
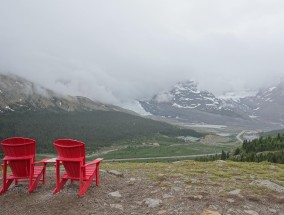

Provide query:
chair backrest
left=53, top=139, right=86, bottom=178
left=0, top=137, right=36, bottom=177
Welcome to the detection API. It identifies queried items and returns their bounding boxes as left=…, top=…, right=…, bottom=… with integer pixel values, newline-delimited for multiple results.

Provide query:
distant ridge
left=0, top=73, right=125, bottom=113
left=139, top=80, right=284, bottom=130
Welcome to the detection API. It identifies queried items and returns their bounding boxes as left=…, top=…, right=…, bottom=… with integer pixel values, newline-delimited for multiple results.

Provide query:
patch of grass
left=101, top=160, right=284, bottom=201
left=102, top=142, right=234, bottom=160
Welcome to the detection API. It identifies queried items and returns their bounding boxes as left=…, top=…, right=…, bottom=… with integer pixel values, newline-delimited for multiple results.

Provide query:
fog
left=1, top=0, right=284, bottom=104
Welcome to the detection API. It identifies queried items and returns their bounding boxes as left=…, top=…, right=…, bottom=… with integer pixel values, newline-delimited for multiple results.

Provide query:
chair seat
left=7, top=166, right=45, bottom=180
left=61, top=166, right=97, bottom=181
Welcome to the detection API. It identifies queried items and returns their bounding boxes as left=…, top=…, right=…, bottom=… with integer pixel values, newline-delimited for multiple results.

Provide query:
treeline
left=232, top=133, right=284, bottom=163
left=0, top=110, right=203, bottom=155
left=195, top=134, right=284, bottom=164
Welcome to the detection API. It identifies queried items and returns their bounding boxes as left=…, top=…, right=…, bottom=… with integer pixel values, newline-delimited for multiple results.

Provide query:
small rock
left=194, top=195, right=203, bottom=200
left=100, top=169, right=107, bottom=173
left=250, top=180, right=284, bottom=193
left=208, top=205, right=218, bottom=210
left=244, top=210, right=259, bottom=215
left=190, top=178, right=199, bottom=183
left=268, top=208, right=277, bottom=213
left=201, top=209, right=221, bottom=215
left=216, top=160, right=226, bottom=163
left=150, top=190, right=158, bottom=194
left=227, top=198, right=235, bottom=203
left=228, top=189, right=241, bottom=195
left=143, top=198, right=162, bottom=208
left=127, top=178, right=136, bottom=185
left=109, top=191, right=122, bottom=198
left=107, top=170, right=124, bottom=177
left=163, top=194, right=173, bottom=199
left=157, top=210, right=167, bottom=214
left=110, top=204, right=123, bottom=210
left=135, top=201, right=143, bottom=206
left=227, top=208, right=237, bottom=214
left=171, top=186, right=182, bottom=192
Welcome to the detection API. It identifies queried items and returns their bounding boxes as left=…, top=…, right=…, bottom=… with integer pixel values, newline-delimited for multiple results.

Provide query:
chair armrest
left=83, top=158, right=103, bottom=167
left=33, top=158, right=51, bottom=165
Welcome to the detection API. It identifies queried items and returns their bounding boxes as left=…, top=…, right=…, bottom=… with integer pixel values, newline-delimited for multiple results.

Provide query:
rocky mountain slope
left=0, top=73, right=120, bottom=113
left=242, top=81, right=284, bottom=125
left=1, top=161, right=283, bottom=214
left=139, top=80, right=284, bottom=129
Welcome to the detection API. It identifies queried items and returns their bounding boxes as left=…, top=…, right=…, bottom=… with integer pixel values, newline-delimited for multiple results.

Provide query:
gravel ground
left=1, top=164, right=284, bottom=215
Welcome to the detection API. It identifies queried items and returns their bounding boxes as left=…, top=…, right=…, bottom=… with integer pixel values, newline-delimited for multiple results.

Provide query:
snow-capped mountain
left=242, top=81, right=284, bottom=125
left=0, top=73, right=119, bottom=113
left=139, top=80, right=284, bottom=129
left=140, top=81, right=246, bottom=117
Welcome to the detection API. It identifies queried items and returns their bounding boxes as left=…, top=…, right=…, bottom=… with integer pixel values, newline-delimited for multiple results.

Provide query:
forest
left=0, top=110, right=203, bottom=156
left=196, top=133, right=284, bottom=164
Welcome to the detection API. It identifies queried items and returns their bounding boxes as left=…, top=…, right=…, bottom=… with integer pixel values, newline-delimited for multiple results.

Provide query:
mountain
left=0, top=73, right=120, bottom=113
left=0, top=73, right=203, bottom=153
left=139, top=80, right=284, bottom=130
left=241, top=81, right=284, bottom=126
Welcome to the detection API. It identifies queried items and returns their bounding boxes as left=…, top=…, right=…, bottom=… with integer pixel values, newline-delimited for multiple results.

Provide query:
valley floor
left=0, top=161, right=284, bottom=215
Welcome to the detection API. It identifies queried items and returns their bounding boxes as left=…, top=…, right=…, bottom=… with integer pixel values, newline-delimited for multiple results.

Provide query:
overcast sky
left=1, top=0, right=284, bottom=104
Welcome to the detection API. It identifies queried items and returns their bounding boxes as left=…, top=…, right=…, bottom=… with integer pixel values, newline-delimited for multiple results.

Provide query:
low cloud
left=1, top=1, right=284, bottom=104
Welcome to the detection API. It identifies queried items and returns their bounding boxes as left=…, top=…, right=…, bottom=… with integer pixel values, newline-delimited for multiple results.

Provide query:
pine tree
left=221, top=150, right=226, bottom=160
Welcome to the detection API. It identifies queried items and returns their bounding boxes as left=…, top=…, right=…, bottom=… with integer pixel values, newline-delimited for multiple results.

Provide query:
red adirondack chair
left=53, top=139, right=102, bottom=197
left=0, top=137, right=48, bottom=195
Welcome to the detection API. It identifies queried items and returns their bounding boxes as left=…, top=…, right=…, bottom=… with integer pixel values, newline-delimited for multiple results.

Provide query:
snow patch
left=268, top=87, right=276, bottom=92
left=120, top=101, right=151, bottom=116
left=172, top=103, right=201, bottom=109
left=5, top=106, right=14, bottom=111
left=172, top=103, right=183, bottom=108
left=249, top=115, right=258, bottom=119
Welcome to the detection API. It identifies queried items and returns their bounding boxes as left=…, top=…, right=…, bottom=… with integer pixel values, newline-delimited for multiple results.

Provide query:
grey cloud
left=0, top=0, right=284, bottom=104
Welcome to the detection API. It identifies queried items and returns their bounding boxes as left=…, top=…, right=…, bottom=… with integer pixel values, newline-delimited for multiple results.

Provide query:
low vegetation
left=103, top=160, right=284, bottom=190
left=197, top=133, right=284, bottom=164
left=0, top=110, right=203, bottom=156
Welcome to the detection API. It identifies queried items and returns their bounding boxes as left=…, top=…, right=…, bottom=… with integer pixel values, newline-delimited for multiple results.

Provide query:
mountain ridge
left=139, top=79, right=284, bottom=130
left=0, top=73, right=126, bottom=113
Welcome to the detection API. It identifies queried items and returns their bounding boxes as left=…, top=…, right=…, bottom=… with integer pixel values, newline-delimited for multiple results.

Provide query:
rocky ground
left=0, top=160, right=284, bottom=215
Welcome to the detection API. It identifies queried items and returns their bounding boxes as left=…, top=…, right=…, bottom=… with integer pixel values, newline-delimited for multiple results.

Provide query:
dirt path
left=104, top=153, right=220, bottom=162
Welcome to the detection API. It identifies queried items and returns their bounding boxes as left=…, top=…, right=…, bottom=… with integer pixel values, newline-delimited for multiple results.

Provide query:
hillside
left=0, top=73, right=204, bottom=155
left=0, top=73, right=117, bottom=113
left=140, top=80, right=284, bottom=130
left=0, top=110, right=203, bottom=154
left=0, top=160, right=283, bottom=214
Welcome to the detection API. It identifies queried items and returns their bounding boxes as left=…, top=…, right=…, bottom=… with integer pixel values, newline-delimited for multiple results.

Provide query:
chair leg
left=96, top=165, right=100, bottom=186
left=53, top=161, right=68, bottom=194
left=42, top=163, right=47, bottom=184
left=0, top=179, right=14, bottom=195
left=0, top=162, right=14, bottom=195
left=28, top=171, right=44, bottom=193
left=79, top=172, right=96, bottom=197
left=53, top=179, right=68, bottom=194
